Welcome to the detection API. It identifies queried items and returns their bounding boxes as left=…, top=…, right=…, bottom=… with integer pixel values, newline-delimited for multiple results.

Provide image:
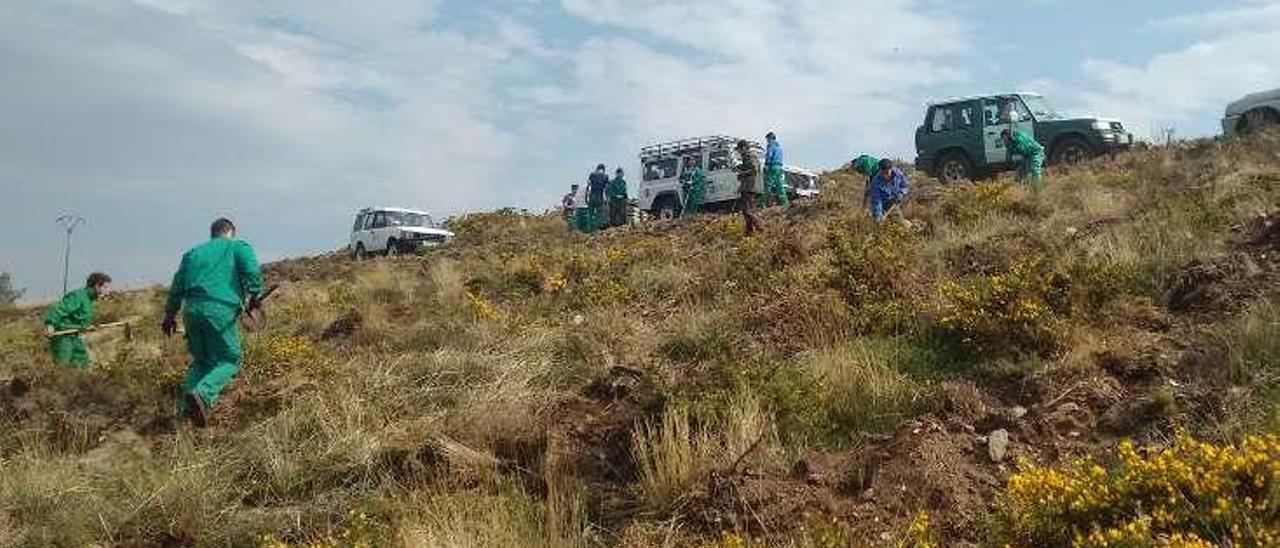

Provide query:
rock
left=987, top=429, right=1010, bottom=463
left=1010, top=406, right=1028, bottom=419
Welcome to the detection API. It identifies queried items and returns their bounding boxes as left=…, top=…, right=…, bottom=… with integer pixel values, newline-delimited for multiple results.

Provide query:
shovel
left=47, top=321, right=134, bottom=342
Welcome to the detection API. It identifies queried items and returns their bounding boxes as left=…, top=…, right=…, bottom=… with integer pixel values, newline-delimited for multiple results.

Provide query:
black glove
left=247, top=293, right=264, bottom=312
left=161, top=313, right=177, bottom=338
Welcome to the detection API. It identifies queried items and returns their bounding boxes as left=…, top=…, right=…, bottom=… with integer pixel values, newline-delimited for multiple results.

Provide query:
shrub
left=827, top=217, right=923, bottom=333
left=992, top=434, right=1280, bottom=547
left=936, top=255, right=1065, bottom=358
left=941, top=181, right=1013, bottom=226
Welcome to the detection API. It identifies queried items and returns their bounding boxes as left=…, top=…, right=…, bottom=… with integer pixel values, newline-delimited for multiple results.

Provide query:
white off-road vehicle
left=636, top=136, right=820, bottom=219
left=350, top=207, right=454, bottom=260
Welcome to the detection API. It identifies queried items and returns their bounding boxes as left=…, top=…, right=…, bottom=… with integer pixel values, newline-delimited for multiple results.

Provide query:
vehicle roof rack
left=639, top=135, right=758, bottom=160
left=926, top=91, right=1043, bottom=106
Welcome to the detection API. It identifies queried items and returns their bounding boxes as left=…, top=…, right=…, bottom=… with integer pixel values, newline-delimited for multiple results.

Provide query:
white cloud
left=1074, top=30, right=1280, bottom=138
left=558, top=0, right=970, bottom=153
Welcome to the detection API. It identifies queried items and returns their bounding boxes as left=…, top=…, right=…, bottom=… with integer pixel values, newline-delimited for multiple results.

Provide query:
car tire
left=655, top=196, right=681, bottom=220
left=1240, top=108, right=1279, bottom=135
left=1051, top=136, right=1094, bottom=166
left=354, top=243, right=367, bottom=261
left=385, top=238, right=399, bottom=258
left=936, top=152, right=973, bottom=184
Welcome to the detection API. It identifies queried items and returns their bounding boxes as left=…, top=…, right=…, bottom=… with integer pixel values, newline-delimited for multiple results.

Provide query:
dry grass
left=1, top=135, right=1278, bottom=546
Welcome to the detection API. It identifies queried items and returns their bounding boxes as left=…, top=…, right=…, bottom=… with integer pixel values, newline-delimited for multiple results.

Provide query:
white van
left=350, top=207, right=454, bottom=259
left=635, top=136, right=820, bottom=219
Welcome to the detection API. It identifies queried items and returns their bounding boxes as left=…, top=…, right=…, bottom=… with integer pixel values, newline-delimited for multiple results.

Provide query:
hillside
left=2, top=135, right=1279, bottom=547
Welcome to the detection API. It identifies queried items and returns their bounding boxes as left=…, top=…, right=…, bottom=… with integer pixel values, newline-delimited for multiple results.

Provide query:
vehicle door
left=369, top=211, right=390, bottom=252
left=705, top=148, right=736, bottom=203
left=983, top=96, right=1035, bottom=165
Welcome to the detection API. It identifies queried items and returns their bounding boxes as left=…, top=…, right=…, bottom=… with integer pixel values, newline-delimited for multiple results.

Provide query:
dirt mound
left=686, top=413, right=1004, bottom=543
left=0, top=366, right=176, bottom=452
left=536, top=367, right=663, bottom=520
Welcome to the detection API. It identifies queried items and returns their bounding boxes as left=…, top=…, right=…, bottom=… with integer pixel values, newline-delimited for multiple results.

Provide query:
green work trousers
left=684, top=180, right=706, bottom=215
left=179, top=301, right=242, bottom=413
left=48, top=335, right=90, bottom=370
left=1017, top=152, right=1046, bottom=191
left=760, top=166, right=789, bottom=207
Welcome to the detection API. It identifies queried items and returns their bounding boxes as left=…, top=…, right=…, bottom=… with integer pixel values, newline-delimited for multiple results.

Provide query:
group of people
left=562, top=164, right=629, bottom=233
left=42, top=218, right=265, bottom=427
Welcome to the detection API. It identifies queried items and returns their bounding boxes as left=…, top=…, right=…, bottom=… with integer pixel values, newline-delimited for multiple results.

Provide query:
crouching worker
left=162, top=218, right=264, bottom=427
left=851, top=154, right=881, bottom=213
left=43, top=272, right=112, bottom=369
left=869, top=159, right=910, bottom=222
left=1002, top=128, right=1045, bottom=191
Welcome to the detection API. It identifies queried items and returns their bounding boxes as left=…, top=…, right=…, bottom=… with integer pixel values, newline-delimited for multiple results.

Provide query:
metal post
left=55, top=214, right=85, bottom=296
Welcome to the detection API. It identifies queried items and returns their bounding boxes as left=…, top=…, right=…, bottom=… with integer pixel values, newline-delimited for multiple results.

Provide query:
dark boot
left=185, top=392, right=209, bottom=428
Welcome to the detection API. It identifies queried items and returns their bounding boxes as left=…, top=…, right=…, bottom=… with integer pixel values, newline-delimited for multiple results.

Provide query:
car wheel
left=1240, top=108, right=1279, bottom=135
left=353, top=243, right=367, bottom=261
left=385, top=238, right=399, bottom=258
left=1052, top=136, right=1094, bottom=166
left=936, top=152, right=973, bottom=184
left=655, top=196, right=681, bottom=220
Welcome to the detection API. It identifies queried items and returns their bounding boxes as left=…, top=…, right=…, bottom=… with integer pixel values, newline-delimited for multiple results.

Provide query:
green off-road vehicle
left=914, top=92, right=1133, bottom=183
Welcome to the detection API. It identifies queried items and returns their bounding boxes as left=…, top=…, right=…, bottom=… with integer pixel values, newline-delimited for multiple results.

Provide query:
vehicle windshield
left=1020, top=95, right=1061, bottom=120
left=387, top=211, right=433, bottom=228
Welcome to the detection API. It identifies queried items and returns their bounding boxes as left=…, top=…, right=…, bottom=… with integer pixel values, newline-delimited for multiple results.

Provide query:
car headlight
left=1091, top=121, right=1112, bottom=131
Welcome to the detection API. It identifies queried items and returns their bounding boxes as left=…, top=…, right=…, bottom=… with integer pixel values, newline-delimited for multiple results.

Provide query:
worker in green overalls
left=162, top=218, right=264, bottom=426
left=43, top=272, right=112, bottom=369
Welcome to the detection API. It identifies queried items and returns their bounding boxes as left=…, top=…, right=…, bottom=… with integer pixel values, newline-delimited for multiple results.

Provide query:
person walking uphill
left=586, top=164, right=610, bottom=233
left=1002, top=128, right=1045, bottom=190
left=607, top=168, right=629, bottom=228
left=43, top=272, right=112, bottom=369
left=761, top=132, right=789, bottom=207
left=162, top=218, right=264, bottom=427
left=868, top=159, right=910, bottom=222
left=735, top=140, right=763, bottom=235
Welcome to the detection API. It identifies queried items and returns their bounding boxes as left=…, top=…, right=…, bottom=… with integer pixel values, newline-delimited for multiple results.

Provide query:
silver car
left=1223, top=88, right=1280, bottom=137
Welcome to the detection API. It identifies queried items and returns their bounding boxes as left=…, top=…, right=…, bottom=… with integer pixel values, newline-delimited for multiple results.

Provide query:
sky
left=2, top=0, right=1278, bottom=303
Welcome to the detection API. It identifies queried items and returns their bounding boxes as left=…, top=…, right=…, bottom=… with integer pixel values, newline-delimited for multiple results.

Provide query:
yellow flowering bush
left=244, top=333, right=321, bottom=381
left=827, top=218, right=922, bottom=332
left=937, top=255, right=1064, bottom=356
left=993, top=434, right=1280, bottom=547
left=465, top=291, right=500, bottom=321
left=942, top=181, right=1013, bottom=225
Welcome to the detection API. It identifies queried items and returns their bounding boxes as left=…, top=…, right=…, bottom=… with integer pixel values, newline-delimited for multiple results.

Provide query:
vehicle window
left=708, top=150, right=732, bottom=171
left=388, top=212, right=429, bottom=227
left=996, top=97, right=1032, bottom=123
left=643, top=158, right=679, bottom=181
left=957, top=102, right=977, bottom=128
left=930, top=106, right=955, bottom=132
left=352, top=213, right=365, bottom=232
left=682, top=155, right=703, bottom=172
left=1019, top=95, right=1060, bottom=120
left=371, top=212, right=388, bottom=229
left=983, top=101, right=1001, bottom=125
left=785, top=172, right=814, bottom=190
